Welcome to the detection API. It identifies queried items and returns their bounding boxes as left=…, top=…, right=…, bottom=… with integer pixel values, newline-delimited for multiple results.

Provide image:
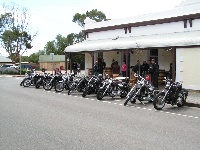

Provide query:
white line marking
left=194, top=117, right=199, bottom=119
left=177, top=114, right=181, bottom=116
left=102, top=101, right=107, bottom=103
left=171, top=113, right=176, bottom=115
left=188, top=116, right=193, bottom=118
left=63, top=94, right=66, bottom=96
left=182, top=115, right=187, bottom=117
left=136, top=107, right=140, bottom=109
left=91, top=99, right=95, bottom=101
left=107, top=102, right=111, bottom=104
left=143, top=108, right=147, bottom=110
left=119, top=104, right=123, bottom=106
left=114, top=103, right=117, bottom=105
left=165, top=112, right=170, bottom=114
left=114, top=100, right=121, bottom=102
left=74, top=96, right=77, bottom=97
left=148, top=109, right=152, bottom=110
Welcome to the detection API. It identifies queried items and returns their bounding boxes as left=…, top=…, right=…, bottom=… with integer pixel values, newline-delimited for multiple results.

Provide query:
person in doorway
left=121, top=61, right=127, bottom=77
left=149, top=59, right=159, bottom=87
left=101, top=59, right=106, bottom=76
left=112, top=61, right=120, bottom=74
left=142, top=61, right=149, bottom=77
left=111, top=59, right=115, bottom=73
left=72, top=61, right=78, bottom=75
left=133, top=60, right=143, bottom=75
left=93, top=61, right=99, bottom=76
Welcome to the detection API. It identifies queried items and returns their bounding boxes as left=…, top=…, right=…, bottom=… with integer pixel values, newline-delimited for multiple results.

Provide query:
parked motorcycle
left=68, top=75, right=89, bottom=95
left=35, top=74, right=45, bottom=89
left=43, top=73, right=63, bottom=90
left=124, top=73, right=159, bottom=106
left=82, top=74, right=104, bottom=97
left=22, top=73, right=41, bottom=87
left=153, top=77, right=188, bottom=110
left=96, top=77, right=130, bottom=100
left=20, top=73, right=34, bottom=86
left=55, top=73, right=74, bottom=92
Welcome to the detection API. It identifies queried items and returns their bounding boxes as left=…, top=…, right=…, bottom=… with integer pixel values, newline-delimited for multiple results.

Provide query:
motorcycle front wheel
left=97, top=89, right=104, bottom=100
left=23, top=79, right=31, bottom=87
left=153, top=92, right=165, bottom=110
left=82, top=88, right=88, bottom=97
left=55, top=82, right=64, bottom=92
left=43, top=81, right=52, bottom=90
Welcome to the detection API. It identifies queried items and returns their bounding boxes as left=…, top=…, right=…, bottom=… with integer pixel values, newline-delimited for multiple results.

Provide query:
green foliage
left=28, top=50, right=45, bottom=63
left=0, top=3, right=36, bottom=63
left=72, top=9, right=107, bottom=27
left=0, top=68, right=18, bottom=75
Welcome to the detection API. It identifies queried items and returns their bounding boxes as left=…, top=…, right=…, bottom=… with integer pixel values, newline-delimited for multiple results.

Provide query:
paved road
left=0, top=77, right=200, bottom=150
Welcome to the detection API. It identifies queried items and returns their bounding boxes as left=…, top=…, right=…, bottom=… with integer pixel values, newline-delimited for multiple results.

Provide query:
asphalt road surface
left=0, top=77, right=200, bottom=150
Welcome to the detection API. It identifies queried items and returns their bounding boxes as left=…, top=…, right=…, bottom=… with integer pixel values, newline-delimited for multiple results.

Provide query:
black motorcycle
left=68, top=75, right=89, bottom=95
left=97, top=77, right=130, bottom=100
left=20, top=73, right=34, bottom=86
left=82, top=74, right=104, bottom=97
left=43, top=73, right=63, bottom=90
left=35, top=74, right=46, bottom=89
left=22, top=73, right=41, bottom=87
left=55, top=73, right=74, bottom=92
left=124, top=73, right=159, bottom=106
left=153, top=77, right=188, bottom=110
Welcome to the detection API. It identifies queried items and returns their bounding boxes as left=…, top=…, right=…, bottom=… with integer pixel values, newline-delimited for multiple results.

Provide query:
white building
left=65, top=0, right=200, bottom=90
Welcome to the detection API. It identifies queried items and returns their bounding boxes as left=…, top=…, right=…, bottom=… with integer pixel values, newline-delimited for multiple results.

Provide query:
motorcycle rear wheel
left=153, top=92, right=165, bottom=110
left=97, top=89, right=104, bottom=100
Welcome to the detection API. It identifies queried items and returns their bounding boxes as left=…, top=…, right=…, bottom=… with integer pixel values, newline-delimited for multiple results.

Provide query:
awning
left=65, top=31, right=200, bottom=52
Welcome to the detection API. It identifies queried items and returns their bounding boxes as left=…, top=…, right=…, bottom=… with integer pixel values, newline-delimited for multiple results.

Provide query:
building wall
left=39, top=62, right=65, bottom=71
left=176, top=47, right=200, bottom=90
left=87, top=19, right=200, bottom=41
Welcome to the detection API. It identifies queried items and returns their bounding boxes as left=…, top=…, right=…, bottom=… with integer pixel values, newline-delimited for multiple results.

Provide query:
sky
left=0, top=0, right=184, bottom=56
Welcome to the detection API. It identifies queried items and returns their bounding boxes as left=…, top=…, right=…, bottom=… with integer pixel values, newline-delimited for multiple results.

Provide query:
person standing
left=93, top=61, right=99, bottom=76
left=112, top=61, right=120, bottom=74
left=111, top=59, right=115, bottom=73
left=142, top=61, right=149, bottom=77
left=121, top=61, right=127, bottom=77
left=101, top=59, right=106, bottom=76
left=72, top=61, right=78, bottom=75
left=149, top=59, right=159, bottom=87
left=133, top=60, right=143, bottom=75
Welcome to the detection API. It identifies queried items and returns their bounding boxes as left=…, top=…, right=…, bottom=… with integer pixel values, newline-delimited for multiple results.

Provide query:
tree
left=0, top=3, right=36, bottom=63
left=28, top=50, right=45, bottom=63
left=72, top=9, right=107, bottom=28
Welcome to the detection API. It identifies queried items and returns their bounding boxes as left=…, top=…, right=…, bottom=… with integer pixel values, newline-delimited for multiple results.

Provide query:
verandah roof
left=65, top=31, right=200, bottom=53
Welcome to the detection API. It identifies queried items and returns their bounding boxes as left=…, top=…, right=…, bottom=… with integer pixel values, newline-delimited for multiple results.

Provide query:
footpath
left=0, top=72, right=200, bottom=107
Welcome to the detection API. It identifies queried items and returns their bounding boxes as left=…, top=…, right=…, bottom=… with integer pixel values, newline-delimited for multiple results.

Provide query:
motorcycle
left=43, top=73, right=63, bottom=90
left=55, top=73, right=74, bottom=92
left=35, top=74, right=46, bottom=89
left=124, top=73, right=159, bottom=106
left=82, top=74, right=104, bottom=97
left=22, top=73, right=41, bottom=87
left=96, top=77, right=130, bottom=100
left=20, top=73, right=34, bottom=86
left=153, top=77, right=188, bottom=110
left=68, top=75, right=89, bottom=95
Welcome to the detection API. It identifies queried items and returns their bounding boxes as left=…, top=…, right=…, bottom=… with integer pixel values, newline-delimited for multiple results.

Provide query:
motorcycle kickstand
left=138, top=100, right=146, bottom=106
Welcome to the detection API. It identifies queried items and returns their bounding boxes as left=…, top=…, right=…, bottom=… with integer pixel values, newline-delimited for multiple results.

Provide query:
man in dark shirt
left=149, top=59, right=159, bottom=87
left=72, top=61, right=78, bottom=75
